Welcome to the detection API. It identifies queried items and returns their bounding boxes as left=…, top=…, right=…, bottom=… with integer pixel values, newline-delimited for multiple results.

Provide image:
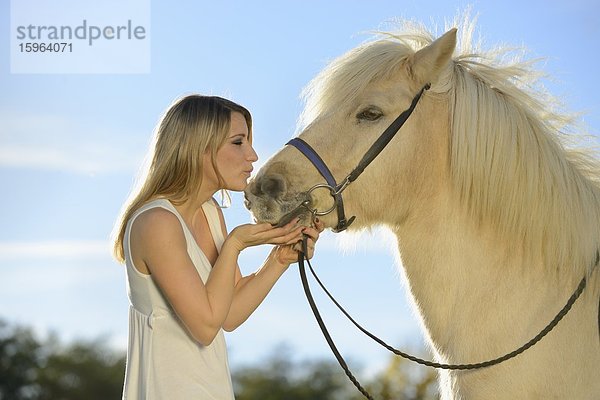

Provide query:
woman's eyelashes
left=231, top=135, right=247, bottom=146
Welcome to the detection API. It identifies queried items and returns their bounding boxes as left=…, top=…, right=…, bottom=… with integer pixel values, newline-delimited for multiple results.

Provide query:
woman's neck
left=176, top=187, right=217, bottom=221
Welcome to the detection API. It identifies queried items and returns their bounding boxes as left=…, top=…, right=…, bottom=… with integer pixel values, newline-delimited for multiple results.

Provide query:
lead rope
left=299, top=235, right=374, bottom=400
left=299, top=235, right=593, bottom=398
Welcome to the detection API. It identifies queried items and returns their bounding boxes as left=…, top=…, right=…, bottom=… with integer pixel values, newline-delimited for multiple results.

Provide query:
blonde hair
left=112, top=95, right=252, bottom=263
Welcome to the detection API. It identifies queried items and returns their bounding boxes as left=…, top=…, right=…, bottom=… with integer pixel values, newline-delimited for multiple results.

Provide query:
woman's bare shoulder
left=131, top=206, right=185, bottom=246
left=136, top=206, right=178, bottom=226
left=129, top=206, right=191, bottom=275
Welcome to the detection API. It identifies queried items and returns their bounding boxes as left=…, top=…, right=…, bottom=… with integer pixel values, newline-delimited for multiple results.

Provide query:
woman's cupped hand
left=226, top=218, right=325, bottom=265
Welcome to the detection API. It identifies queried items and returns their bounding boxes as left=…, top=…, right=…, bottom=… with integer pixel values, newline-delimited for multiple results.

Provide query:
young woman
left=112, top=95, right=322, bottom=399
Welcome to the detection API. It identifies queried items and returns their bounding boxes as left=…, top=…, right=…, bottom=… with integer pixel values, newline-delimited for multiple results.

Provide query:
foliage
left=351, top=356, right=439, bottom=400
left=232, top=345, right=353, bottom=400
left=233, top=344, right=439, bottom=400
left=0, top=319, right=438, bottom=399
left=0, top=319, right=125, bottom=400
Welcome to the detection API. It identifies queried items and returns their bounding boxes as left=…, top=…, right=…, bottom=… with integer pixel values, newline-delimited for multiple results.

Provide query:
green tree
left=350, top=355, right=439, bottom=400
left=0, top=319, right=125, bottom=400
left=233, top=345, right=353, bottom=400
left=35, top=337, right=125, bottom=400
left=0, top=320, right=41, bottom=399
left=1, top=318, right=439, bottom=399
left=234, top=345, right=439, bottom=400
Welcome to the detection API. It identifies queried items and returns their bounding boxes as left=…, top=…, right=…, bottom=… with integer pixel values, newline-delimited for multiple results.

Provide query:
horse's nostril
left=260, top=174, right=286, bottom=199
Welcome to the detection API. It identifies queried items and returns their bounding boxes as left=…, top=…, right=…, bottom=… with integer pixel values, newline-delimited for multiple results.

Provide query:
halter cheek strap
left=286, top=138, right=355, bottom=232
left=285, top=83, right=431, bottom=232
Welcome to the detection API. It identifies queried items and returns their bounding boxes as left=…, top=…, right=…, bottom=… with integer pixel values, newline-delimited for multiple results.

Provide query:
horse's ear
left=409, top=28, right=457, bottom=86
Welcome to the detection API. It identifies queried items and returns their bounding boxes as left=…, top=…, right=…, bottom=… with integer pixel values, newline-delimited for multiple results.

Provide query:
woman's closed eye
left=230, top=135, right=247, bottom=146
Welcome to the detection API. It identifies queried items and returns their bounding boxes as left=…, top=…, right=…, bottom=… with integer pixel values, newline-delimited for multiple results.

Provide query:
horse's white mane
left=299, top=14, right=600, bottom=277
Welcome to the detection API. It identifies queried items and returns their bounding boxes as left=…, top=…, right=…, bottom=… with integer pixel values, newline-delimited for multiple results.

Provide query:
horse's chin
left=245, top=194, right=313, bottom=228
left=270, top=205, right=311, bottom=227
left=251, top=209, right=312, bottom=228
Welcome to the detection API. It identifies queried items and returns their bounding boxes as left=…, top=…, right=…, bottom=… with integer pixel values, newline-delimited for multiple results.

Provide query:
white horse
left=245, top=18, right=600, bottom=399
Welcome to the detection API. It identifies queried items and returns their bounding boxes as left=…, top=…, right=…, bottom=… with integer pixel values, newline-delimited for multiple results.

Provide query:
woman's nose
left=248, top=145, right=258, bottom=162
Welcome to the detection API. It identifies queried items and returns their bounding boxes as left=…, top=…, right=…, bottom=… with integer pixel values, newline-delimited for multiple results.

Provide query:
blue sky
left=1, top=0, right=599, bottom=378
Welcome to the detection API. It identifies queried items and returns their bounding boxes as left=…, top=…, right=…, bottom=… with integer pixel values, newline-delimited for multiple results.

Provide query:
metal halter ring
left=302, top=183, right=339, bottom=217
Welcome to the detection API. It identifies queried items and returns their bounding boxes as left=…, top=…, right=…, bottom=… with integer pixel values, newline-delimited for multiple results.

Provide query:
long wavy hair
left=112, top=95, right=252, bottom=263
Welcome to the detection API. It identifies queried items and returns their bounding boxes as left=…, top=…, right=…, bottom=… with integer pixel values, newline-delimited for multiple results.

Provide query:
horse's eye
left=356, top=107, right=383, bottom=122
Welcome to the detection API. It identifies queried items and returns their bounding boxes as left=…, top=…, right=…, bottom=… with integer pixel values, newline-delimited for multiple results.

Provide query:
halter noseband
left=285, top=83, right=430, bottom=232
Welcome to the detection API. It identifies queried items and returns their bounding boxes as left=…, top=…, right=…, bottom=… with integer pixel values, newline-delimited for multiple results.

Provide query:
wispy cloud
left=0, top=240, right=110, bottom=260
left=0, top=111, right=147, bottom=174
left=0, top=229, right=396, bottom=264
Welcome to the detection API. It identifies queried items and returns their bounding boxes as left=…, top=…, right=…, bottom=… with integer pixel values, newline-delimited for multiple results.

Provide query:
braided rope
left=299, top=238, right=373, bottom=399
left=306, top=255, right=587, bottom=370
left=299, top=236, right=590, bottom=398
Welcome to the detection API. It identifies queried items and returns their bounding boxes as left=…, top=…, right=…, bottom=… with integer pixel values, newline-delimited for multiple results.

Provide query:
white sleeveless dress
left=122, top=198, right=234, bottom=400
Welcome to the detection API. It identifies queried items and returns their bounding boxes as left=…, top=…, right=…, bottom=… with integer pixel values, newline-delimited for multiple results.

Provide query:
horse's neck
left=392, top=202, right=552, bottom=362
left=392, top=200, right=600, bottom=399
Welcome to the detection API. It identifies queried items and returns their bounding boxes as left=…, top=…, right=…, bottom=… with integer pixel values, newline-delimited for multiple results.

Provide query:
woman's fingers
left=301, top=226, right=320, bottom=241
left=246, top=218, right=302, bottom=244
left=232, top=216, right=325, bottom=255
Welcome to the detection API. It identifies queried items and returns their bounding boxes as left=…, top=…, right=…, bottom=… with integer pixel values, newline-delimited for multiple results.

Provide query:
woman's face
left=204, top=111, right=258, bottom=192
